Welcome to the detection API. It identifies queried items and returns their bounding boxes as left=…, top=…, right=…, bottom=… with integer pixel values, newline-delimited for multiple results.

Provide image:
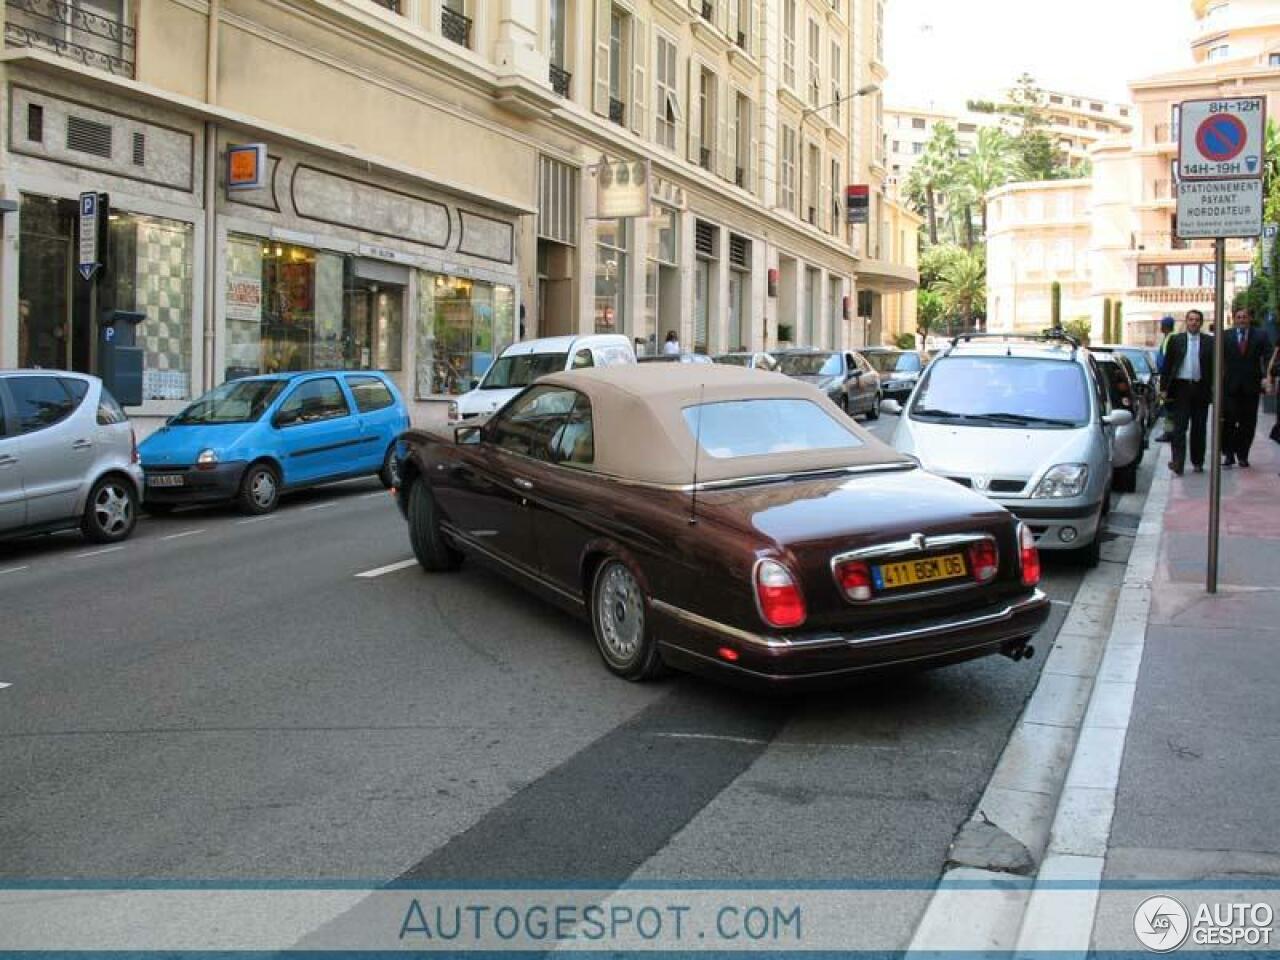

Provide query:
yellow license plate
left=875, top=553, right=968, bottom=590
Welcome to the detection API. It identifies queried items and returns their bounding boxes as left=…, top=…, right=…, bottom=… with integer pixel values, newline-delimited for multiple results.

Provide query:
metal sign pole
left=1207, top=236, right=1226, bottom=594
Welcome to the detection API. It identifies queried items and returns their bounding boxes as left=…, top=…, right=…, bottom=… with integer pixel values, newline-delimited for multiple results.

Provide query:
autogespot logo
left=1134, top=896, right=1191, bottom=952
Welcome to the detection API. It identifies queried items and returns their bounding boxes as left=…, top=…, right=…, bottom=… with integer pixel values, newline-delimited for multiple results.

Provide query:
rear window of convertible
left=682, top=399, right=863, bottom=458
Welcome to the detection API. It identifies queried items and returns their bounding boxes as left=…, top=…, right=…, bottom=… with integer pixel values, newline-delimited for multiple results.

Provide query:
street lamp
left=797, top=83, right=879, bottom=228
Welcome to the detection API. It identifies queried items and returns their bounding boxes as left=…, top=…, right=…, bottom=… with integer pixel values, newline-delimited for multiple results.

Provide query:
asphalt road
left=0, top=413, right=1149, bottom=945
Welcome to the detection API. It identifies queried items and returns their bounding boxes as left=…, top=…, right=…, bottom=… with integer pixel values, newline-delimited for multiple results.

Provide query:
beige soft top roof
left=536, top=363, right=911, bottom=485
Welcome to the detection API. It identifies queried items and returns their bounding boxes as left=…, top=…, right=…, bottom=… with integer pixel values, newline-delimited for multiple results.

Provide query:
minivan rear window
left=911, top=357, right=1090, bottom=427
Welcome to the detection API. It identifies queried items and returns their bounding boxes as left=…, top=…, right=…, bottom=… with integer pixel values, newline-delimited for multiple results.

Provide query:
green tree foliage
left=958, top=127, right=1017, bottom=237
left=917, top=287, right=944, bottom=340
left=895, top=332, right=918, bottom=349
left=933, top=248, right=987, bottom=331
left=1051, top=281, right=1061, bottom=327
left=1103, top=299, right=1113, bottom=343
left=1063, top=317, right=1091, bottom=345
left=903, top=123, right=960, bottom=246
left=1114, top=301, right=1123, bottom=343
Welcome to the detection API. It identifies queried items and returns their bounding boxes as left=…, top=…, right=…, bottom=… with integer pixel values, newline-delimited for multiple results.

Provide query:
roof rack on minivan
left=947, top=327, right=1080, bottom=353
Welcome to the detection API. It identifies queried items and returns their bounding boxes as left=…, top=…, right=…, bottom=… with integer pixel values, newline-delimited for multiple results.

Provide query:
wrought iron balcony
left=609, top=97, right=625, bottom=126
left=700, top=0, right=712, bottom=20
left=549, top=63, right=571, bottom=98
left=369, top=0, right=401, bottom=12
left=699, top=147, right=712, bottom=171
left=441, top=5, right=471, bottom=47
left=5, top=0, right=135, bottom=76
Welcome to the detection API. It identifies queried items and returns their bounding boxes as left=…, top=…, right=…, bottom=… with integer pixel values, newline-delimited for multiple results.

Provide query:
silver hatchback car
left=887, top=334, right=1132, bottom=565
left=0, top=371, right=144, bottom=543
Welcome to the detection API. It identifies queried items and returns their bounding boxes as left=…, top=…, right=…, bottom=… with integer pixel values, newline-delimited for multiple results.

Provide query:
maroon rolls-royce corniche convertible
left=396, top=364, right=1050, bottom=687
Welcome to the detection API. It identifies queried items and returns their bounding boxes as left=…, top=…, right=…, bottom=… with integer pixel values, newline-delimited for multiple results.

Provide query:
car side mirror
left=470, top=378, right=480, bottom=390
left=881, top=398, right=903, bottom=416
left=455, top=424, right=483, bottom=445
left=1103, top=409, right=1134, bottom=427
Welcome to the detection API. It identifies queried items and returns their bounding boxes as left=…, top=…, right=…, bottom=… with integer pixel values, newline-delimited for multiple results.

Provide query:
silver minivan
left=887, top=335, right=1132, bottom=565
left=0, top=371, right=144, bottom=543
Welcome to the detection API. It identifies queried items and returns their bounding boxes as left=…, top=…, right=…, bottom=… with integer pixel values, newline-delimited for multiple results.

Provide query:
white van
left=452, top=334, right=636, bottom=419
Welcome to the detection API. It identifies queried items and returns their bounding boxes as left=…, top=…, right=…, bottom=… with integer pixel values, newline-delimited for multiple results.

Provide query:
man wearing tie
left=1159, top=309, right=1214, bottom=476
left=1220, top=306, right=1272, bottom=468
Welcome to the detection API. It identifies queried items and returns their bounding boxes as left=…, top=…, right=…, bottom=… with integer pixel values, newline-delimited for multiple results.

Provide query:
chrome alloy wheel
left=93, top=482, right=133, bottom=536
left=250, top=469, right=277, bottom=509
left=596, top=561, right=646, bottom=665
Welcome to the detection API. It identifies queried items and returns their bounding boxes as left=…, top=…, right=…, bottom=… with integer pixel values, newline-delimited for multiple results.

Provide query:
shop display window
left=415, top=273, right=515, bottom=398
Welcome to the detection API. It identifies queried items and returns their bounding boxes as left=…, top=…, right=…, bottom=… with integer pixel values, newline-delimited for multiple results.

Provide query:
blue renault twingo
left=139, top=371, right=409, bottom=514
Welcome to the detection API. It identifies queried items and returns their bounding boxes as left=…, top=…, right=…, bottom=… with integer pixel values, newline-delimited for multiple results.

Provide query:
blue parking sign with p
left=81, top=193, right=96, bottom=216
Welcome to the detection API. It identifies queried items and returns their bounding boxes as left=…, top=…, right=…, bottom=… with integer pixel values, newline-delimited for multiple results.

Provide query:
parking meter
left=98, top=310, right=145, bottom=406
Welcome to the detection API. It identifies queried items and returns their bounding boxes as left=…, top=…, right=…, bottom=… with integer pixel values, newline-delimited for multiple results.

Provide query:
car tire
left=378, top=444, right=400, bottom=489
left=590, top=557, right=666, bottom=681
left=865, top=392, right=882, bottom=421
left=1113, top=462, right=1138, bottom=493
left=407, top=480, right=462, bottom=573
left=237, top=462, right=280, bottom=515
left=81, top=475, right=138, bottom=543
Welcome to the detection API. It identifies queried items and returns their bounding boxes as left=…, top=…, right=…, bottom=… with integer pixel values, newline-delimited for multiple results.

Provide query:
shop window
left=18, top=195, right=194, bottom=401
left=416, top=274, right=515, bottom=397
left=223, top=235, right=403, bottom=382
left=595, top=218, right=628, bottom=334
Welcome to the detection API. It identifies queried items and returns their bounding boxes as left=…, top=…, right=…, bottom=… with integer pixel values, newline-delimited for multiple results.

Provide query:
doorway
left=17, top=195, right=75, bottom=371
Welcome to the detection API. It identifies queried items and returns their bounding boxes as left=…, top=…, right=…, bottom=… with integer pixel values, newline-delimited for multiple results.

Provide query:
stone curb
left=908, top=449, right=1171, bottom=953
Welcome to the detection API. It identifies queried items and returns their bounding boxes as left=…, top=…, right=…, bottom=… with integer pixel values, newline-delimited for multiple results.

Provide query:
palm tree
left=933, top=249, right=987, bottom=334
left=903, top=124, right=960, bottom=246
left=957, top=128, right=1016, bottom=238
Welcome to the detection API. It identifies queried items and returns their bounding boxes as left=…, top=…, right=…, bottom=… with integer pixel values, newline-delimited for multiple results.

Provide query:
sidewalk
left=1091, top=413, right=1280, bottom=943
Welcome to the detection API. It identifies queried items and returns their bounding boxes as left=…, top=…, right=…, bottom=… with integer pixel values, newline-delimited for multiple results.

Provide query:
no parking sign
left=1178, top=97, right=1266, bottom=180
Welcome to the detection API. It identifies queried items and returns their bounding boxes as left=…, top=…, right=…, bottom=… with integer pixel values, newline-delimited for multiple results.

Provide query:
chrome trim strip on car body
left=650, top=589, right=1047, bottom=653
left=441, top=522, right=586, bottom=608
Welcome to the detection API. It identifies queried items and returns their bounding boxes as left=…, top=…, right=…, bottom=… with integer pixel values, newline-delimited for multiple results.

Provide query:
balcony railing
left=440, top=5, right=471, bottom=47
left=5, top=0, right=135, bottom=76
left=700, top=0, right=712, bottom=20
left=548, top=63, right=570, bottom=98
left=370, top=0, right=401, bottom=12
left=609, top=97, right=625, bottom=126
left=1133, top=287, right=1212, bottom=304
left=699, top=147, right=712, bottom=171
left=735, top=166, right=746, bottom=188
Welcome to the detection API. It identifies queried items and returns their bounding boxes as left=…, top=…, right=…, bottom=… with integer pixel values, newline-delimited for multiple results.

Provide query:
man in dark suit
left=1220, top=307, right=1272, bottom=467
left=1159, top=309, right=1214, bottom=475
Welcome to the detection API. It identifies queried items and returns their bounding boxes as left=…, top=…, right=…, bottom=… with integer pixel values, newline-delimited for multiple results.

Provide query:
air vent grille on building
left=695, top=220, right=716, bottom=257
left=66, top=116, right=113, bottom=159
left=729, top=234, right=750, bottom=268
left=132, top=132, right=146, bottom=166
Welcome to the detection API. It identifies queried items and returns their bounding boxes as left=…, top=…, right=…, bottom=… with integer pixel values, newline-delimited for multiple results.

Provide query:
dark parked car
left=771, top=349, right=881, bottom=419
left=396, top=365, right=1049, bottom=687
left=861, top=348, right=930, bottom=403
left=1091, top=345, right=1158, bottom=427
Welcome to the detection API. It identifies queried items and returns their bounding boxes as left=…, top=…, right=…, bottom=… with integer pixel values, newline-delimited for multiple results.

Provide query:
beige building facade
left=0, top=0, right=916, bottom=431
left=985, top=0, right=1280, bottom=343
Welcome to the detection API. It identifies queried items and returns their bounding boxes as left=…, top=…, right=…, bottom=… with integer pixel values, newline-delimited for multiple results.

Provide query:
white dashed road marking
left=355, top=558, right=418, bottom=579
left=74, top=546, right=126, bottom=560
left=302, top=502, right=336, bottom=512
left=0, top=565, right=29, bottom=576
left=160, top=528, right=206, bottom=542
left=652, top=732, right=769, bottom=746
left=0, top=683, right=11, bottom=690
left=236, top=515, right=279, bottom=525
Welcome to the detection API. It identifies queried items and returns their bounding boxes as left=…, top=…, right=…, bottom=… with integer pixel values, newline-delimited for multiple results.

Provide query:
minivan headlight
left=1032, top=463, right=1089, bottom=499
left=448, top=401, right=459, bottom=421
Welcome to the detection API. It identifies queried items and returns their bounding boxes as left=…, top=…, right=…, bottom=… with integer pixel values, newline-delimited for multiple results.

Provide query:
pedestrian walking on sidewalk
left=1159, top=309, right=1214, bottom=476
left=1154, top=316, right=1177, bottom=442
left=1220, top=307, right=1272, bottom=468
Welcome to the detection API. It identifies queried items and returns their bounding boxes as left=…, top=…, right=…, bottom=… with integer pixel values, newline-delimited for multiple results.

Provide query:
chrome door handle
left=71, top=439, right=93, bottom=450
left=513, top=477, right=534, bottom=491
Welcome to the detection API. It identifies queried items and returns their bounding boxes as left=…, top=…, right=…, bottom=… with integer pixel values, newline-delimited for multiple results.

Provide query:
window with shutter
left=782, top=0, right=796, bottom=89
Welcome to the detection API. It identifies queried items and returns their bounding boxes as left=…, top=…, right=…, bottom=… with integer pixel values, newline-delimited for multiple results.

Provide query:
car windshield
left=1114, top=348, right=1152, bottom=375
left=910, top=356, right=1090, bottom=427
left=864, top=352, right=922, bottom=374
left=683, top=399, right=863, bottom=458
left=172, top=380, right=287, bottom=424
left=481, top=352, right=569, bottom=389
left=774, top=353, right=842, bottom=376
left=715, top=354, right=752, bottom=366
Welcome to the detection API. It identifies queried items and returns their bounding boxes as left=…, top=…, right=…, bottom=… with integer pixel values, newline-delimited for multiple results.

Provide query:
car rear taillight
left=1018, top=523, right=1041, bottom=587
left=130, top=428, right=139, bottom=465
left=835, top=559, right=873, bottom=601
left=754, top=559, right=806, bottom=629
left=967, top=539, right=999, bottom=583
